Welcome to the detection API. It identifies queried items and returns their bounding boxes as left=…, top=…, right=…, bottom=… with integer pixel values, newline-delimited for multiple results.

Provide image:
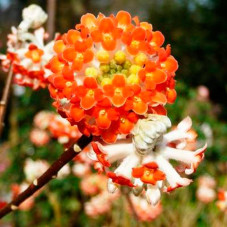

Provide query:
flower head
left=47, top=11, right=178, bottom=143
left=0, top=6, right=54, bottom=90
left=88, top=115, right=206, bottom=205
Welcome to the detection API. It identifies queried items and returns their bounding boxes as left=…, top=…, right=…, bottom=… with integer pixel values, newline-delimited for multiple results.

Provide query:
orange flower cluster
left=47, top=11, right=178, bottom=143
left=0, top=25, right=55, bottom=90
left=13, top=43, right=50, bottom=90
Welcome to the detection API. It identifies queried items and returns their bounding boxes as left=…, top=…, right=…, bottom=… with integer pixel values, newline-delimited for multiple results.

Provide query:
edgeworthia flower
left=88, top=115, right=207, bottom=205
left=18, top=4, right=48, bottom=31
left=46, top=11, right=206, bottom=204
left=0, top=5, right=54, bottom=90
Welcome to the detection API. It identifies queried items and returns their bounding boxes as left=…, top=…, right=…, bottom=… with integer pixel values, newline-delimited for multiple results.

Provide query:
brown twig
left=0, top=64, right=13, bottom=137
left=0, top=134, right=92, bottom=219
left=47, top=0, right=56, bottom=41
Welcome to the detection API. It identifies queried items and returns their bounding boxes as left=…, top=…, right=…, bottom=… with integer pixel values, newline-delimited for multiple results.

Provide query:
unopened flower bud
left=19, top=4, right=47, bottom=31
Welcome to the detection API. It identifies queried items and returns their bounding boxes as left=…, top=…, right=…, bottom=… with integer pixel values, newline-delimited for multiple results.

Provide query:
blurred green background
left=0, top=0, right=227, bottom=226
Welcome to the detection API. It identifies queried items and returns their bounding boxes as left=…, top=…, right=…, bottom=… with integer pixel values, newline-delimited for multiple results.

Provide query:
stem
left=0, top=64, right=13, bottom=137
left=47, top=0, right=56, bottom=41
left=0, top=135, right=92, bottom=219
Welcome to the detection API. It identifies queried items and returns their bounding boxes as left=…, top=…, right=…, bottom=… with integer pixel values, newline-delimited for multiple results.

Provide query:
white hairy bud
left=19, top=4, right=48, bottom=31
left=132, top=114, right=171, bottom=155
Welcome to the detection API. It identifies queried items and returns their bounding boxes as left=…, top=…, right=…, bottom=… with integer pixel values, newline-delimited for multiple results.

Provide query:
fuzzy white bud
left=19, top=4, right=47, bottom=31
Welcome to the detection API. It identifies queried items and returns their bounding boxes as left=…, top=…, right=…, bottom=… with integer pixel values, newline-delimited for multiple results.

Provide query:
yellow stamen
left=96, top=50, right=110, bottom=63
left=85, top=67, right=98, bottom=77
left=76, top=53, right=84, bottom=61
left=134, top=53, right=148, bottom=66
left=66, top=82, right=72, bottom=87
left=115, top=88, right=122, bottom=95
left=120, top=118, right=125, bottom=123
left=114, top=50, right=126, bottom=64
left=127, top=74, right=139, bottom=84
left=131, top=40, right=140, bottom=48
left=100, top=64, right=110, bottom=73
left=134, top=96, right=141, bottom=102
left=145, top=170, right=150, bottom=176
left=101, top=78, right=112, bottom=86
left=100, top=110, right=106, bottom=115
left=129, top=65, right=141, bottom=74
left=88, top=90, right=94, bottom=96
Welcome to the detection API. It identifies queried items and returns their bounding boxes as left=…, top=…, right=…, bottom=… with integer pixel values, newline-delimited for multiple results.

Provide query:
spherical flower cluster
left=88, top=115, right=207, bottom=205
left=0, top=5, right=54, bottom=90
left=47, top=11, right=178, bottom=143
left=196, top=175, right=216, bottom=203
left=130, top=195, right=162, bottom=221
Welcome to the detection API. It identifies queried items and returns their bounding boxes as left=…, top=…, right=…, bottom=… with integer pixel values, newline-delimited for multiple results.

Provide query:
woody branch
left=0, top=135, right=92, bottom=219
left=0, top=64, right=13, bottom=137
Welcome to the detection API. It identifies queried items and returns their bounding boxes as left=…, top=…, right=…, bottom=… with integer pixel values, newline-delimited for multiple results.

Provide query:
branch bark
left=0, top=64, right=13, bottom=137
left=47, top=0, right=56, bottom=41
left=0, top=134, right=92, bottom=219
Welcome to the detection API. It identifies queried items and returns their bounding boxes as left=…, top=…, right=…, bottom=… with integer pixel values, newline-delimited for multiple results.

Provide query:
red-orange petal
left=132, top=166, right=144, bottom=178
left=133, top=101, right=148, bottom=115
left=62, top=65, right=74, bottom=80
left=70, top=106, right=84, bottom=122
left=83, top=49, right=94, bottom=63
left=162, top=56, right=179, bottom=73
left=152, top=92, right=167, bottom=105
left=96, top=113, right=111, bottom=129
left=119, top=118, right=134, bottom=134
left=132, top=27, right=146, bottom=41
left=144, top=162, right=158, bottom=169
left=151, top=31, right=165, bottom=47
left=53, top=75, right=66, bottom=90
left=63, top=47, right=77, bottom=62
left=53, top=40, right=65, bottom=54
left=67, top=29, right=81, bottom=44
left=81, top=95, right=96, bottom=110
left=99, top=18, right=115, bottom=33
left=48, top=56, right=64, bottom=73
left=112, top=74, right=126, bottom=87
left=112, top=95, right=126, bottom=107
left=166, top=89, right=177, bottom=104
left=81, top=13, right=97, bottom=30
left=116, top=11, right=131, bottom=27
left=102, top=39, right=116, bottom=51
left=84, top=77, right=98, bottom=89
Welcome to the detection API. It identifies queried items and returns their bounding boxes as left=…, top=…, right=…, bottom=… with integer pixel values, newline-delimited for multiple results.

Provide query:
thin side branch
left=0, top=64, right=13, bottom=137
left=47, top=0, right=56, bottom=41
left=0, top=135, right=92, bottom=219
